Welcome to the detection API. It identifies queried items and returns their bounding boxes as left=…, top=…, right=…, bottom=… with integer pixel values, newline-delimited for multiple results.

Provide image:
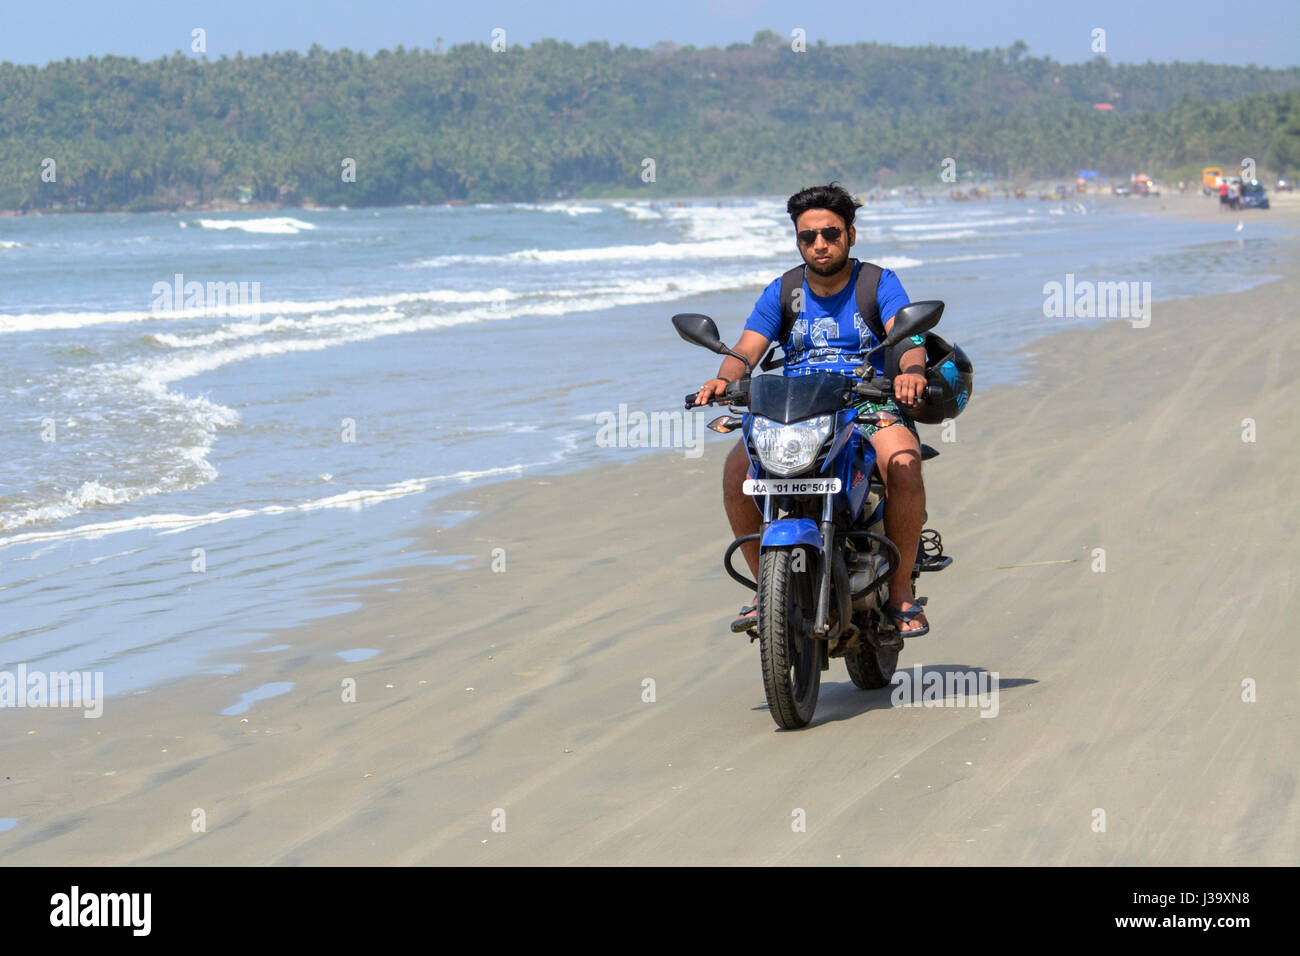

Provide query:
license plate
left=743, top=478, right=842, bottom=496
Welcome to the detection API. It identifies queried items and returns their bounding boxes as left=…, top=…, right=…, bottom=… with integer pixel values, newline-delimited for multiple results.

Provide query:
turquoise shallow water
left=0, top=196, right=1291, bottom=694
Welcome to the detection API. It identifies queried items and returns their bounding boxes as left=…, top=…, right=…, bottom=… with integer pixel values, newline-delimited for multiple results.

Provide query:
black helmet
left=887, top=332, right=974, bottom=424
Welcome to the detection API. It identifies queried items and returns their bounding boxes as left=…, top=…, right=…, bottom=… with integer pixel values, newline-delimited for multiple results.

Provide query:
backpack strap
left=852, top=260, right=887, bottom=344
left=777, top=264, right=806, bottom=347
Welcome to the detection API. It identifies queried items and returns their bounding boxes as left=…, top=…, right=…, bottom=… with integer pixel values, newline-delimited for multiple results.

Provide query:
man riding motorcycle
left=693, top=182, right=931, bottom=637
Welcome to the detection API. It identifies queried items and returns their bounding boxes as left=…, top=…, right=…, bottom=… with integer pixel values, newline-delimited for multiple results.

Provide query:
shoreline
left=2, top=197, right=1297, bottom=862
left=5, top=215, right=1287, bottom=701
left=3, top=197, right=1292, bottom=696
left=7, top=182, right=1295, bottom=220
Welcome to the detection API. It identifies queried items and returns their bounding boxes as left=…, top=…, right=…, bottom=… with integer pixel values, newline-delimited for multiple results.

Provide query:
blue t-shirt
left=744, top=262, right=911, bottom=376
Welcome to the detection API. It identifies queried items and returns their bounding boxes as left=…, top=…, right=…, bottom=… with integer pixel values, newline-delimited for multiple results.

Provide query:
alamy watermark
left=596, top=404, right=705, bottom=459
left=151, top=272, right=262, bottom=320
left=1043, top=273, right=1151, bottom=328
left=0, top=664, right=104, bottom=718
left=890, top=665, right=999, bottom=717
left=50, top=886, right=150, bottom=935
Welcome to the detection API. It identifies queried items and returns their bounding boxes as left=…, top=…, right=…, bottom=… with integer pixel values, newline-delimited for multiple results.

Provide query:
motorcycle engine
left=848, top=550, right=891, bottom=612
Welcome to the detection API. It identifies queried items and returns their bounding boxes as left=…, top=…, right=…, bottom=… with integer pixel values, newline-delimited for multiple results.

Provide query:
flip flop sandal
left=886, top=603, right=930, bottom=638
left=730, top=603, right=758, bottom=634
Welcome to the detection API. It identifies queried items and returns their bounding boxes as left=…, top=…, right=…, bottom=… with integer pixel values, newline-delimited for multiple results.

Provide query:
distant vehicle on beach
left=1202, top=166, right=1224, bottom=194
left=1277, top=177, right=1295, bottom=192
left=1128, top=174, right=1159, bottom=197
left=1240, top=181, right=1270, bottom=209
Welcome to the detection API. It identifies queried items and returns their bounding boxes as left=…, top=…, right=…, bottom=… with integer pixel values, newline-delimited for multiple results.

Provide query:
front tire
left=757, top=547, right=820, bottom=729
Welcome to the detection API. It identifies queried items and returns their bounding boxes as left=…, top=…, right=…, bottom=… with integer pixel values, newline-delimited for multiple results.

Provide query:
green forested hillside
left=2, top=35, right=1297, bottom=210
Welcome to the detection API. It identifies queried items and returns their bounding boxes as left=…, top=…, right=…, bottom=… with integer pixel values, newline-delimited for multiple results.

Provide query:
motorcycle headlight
left=751, top=415, right=833, bottom=477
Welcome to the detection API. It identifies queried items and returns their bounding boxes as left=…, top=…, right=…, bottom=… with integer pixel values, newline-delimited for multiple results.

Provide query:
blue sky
left=2, top=0, right=1296, bottom=68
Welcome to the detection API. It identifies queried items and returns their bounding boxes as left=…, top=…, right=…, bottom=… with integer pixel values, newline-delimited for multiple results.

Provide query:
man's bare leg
left=723, top=438, right=760, bottom=619
left=870, top=422, right=928, bottom=633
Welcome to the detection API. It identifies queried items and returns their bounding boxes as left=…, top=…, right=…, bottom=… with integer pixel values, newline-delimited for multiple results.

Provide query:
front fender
left=761, top=518, right=823, bottom=552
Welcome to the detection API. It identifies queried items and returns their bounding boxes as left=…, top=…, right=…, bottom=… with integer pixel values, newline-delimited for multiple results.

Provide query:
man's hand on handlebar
left=892, top=341, right=929, bottom=408
left=694, top=378, right=731, bottom=406
left=893, top=370, right=927, bottom=408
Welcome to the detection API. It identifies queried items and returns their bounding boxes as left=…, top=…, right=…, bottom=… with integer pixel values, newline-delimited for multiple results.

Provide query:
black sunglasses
left=797, top=226, right=844, bottom=245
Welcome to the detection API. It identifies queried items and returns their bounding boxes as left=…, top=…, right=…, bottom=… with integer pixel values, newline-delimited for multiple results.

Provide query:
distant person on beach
left=693, top=182, right=931, bottom=637
left=1219, top=180, right=1229, bottom=211
left=1227, top=181, right=1240, bottom=210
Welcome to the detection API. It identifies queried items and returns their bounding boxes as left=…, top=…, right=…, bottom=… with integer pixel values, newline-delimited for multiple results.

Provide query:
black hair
left=787, top=182, right=861, bottom=230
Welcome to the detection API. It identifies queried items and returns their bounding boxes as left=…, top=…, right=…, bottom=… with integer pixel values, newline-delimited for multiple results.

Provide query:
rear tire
left=845, top=639, right=899, bottom=689
left=758, top=547, right=820, bottom=729
left=845, top=569, right=912, bottom=690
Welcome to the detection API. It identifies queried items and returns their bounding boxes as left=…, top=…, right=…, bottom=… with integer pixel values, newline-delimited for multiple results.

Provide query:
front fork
left=758, top=491, right=837, bottom=639
left=812, top=494, right=835, bottom=638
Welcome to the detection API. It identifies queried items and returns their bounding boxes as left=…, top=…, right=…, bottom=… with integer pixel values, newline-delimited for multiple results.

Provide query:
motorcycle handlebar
left=854, top=379, right=944, bottom=404
left=685, top=379, right=941, bottom=411
left=683, top=380, right=749, bottom=411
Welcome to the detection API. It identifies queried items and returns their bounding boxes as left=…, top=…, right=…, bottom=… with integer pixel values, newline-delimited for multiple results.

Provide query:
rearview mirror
left=672, top=313, right=727, bottom=354
left=882, top=301, right=944, bottom=348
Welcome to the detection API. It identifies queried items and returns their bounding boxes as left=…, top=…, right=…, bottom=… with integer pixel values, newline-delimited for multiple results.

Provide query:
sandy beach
left=2, top=199, right=1297, bottom=866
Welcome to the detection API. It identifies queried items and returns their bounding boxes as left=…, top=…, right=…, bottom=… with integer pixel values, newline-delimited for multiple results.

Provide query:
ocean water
left=0, top=196, right=1291, bottom=694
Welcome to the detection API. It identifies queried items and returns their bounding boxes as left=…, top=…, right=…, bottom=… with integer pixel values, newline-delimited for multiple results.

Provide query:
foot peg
left=915, top=528, right=951, bottom=573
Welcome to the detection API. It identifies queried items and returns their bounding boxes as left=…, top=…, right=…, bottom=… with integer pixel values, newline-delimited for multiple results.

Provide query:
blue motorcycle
left=675, top=302, right=954, bottom=729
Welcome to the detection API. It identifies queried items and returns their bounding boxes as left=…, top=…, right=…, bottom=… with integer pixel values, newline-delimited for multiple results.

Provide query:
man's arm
left=884, top=316, right=927, bottom=408
left=716, top=330, right=771, bottom=382
left=694, top=330, right=770, bottom=405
